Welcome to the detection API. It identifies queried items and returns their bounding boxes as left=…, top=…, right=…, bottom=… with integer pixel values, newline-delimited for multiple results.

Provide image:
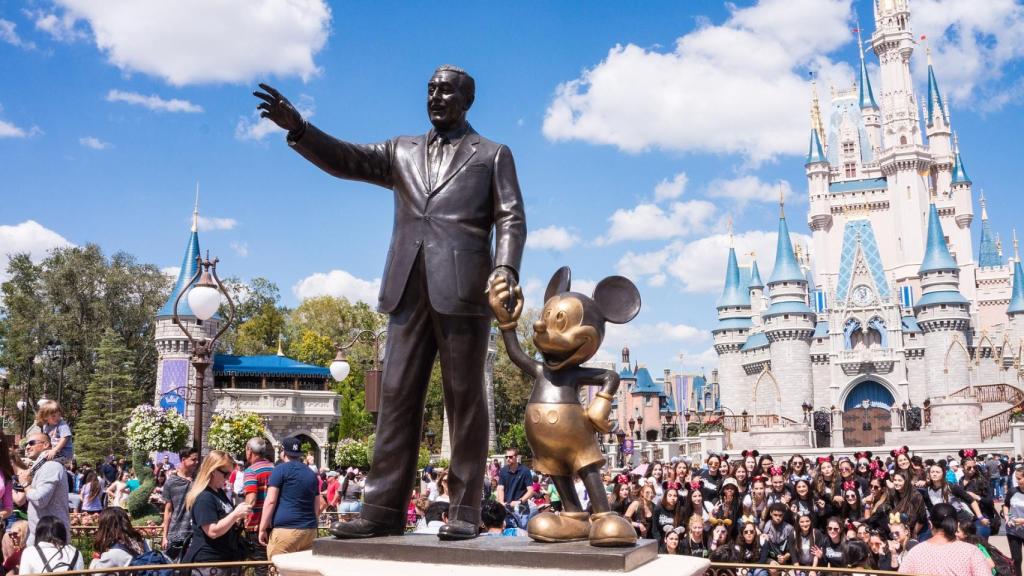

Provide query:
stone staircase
left=951, top=384, right=1023, bottom=442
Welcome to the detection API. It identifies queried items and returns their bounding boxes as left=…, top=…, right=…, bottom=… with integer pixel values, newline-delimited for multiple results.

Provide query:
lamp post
left=615, top=429, right=626, bottom=468
left=424, top=429, right=436, bottom=452
left=637, top=415, right=644, bottom=440
left=627, top=417, right=636, bottom=439
left=329, top=329, right=388, bottom=416
left=171, top=254, right=235, bottom=453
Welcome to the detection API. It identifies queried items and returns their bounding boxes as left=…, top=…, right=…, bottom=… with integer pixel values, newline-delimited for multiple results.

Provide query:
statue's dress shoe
left=527, top=511, right=590, bottom=542
left=330, top=517, right=405, bottom=539
left=438, top=519, right=480, bottom=540
left=588, top=512, right=637, bottom=547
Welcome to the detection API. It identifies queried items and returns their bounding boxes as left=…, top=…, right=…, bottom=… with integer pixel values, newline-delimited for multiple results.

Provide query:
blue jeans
left=992, top=477, right=1004, bottom=499
left=340, top=500, right=361, bottom=513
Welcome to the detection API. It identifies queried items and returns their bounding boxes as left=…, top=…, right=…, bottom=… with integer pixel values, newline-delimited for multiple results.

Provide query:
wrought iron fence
left=705, top=562, right=925, bottom=576
left=21, top=561, right=276, bottom=576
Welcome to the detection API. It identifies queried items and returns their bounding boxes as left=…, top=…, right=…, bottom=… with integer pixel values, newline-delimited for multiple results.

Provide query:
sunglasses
left=827, top=526, right=841, bottom=531
left=25, top=440, right=44, bottom=447
left=505, top=455, right=516, bottom=460
left=216, top=468, right=232, bottom=475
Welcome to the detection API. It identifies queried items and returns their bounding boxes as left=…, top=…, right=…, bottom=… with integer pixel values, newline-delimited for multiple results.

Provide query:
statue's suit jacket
left=289, top=122, right=526, bottom=314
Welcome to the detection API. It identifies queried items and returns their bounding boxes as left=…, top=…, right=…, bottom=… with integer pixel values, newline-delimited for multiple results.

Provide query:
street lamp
left=628, top=417, right=636, bottom=439
left=637, top=415, right=644, bottom=440
left=424, top=429, right=437, bottom=452
left=172, top=253, right=235, bottom=453
left=330, top=329, right=387, bottom=415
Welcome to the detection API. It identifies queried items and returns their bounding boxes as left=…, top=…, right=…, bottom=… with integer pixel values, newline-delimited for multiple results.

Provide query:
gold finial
left=980, top=189, right=988, bottom=221
left=810, top=76, right=827, bottom=155
left=276, top=333, right=285, bottom=356
left=191, top=182, right=200, bottom=232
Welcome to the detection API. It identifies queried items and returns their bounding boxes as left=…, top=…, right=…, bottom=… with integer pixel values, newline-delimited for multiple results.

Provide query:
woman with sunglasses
left=698, top=454, right=725, bottom=502
left=735, top=518, right=769, bottom=574
left=960, top=454, right=997, bottom=541
left=863, top=471, right=894, bottom=531
left=839, top=482, right=865, bottom=524
left=182, top=450, right=252, bottom=565
left=815, top=516, right=846, bottom=569
left=624, top=483, right=655, bottom=539
left=787, top=454, right=810, bottom=485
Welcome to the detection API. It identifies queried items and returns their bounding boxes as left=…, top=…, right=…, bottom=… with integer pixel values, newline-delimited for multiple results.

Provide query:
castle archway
left=841, top=378, right=895, bottom=447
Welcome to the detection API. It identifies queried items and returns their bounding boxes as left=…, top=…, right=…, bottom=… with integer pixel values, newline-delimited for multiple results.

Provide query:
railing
left=949, top=383, right=1024, bottom=404
left=705, top=563, right=925, bottom=576
left=21, top=561, right=275, bottom=576
left=722, top=414, right=802, bottom=432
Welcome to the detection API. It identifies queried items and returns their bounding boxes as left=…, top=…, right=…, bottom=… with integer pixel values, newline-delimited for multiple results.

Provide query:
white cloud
left=0, top=19, right=35, bottom=49
left=599, top=199, right=716, bottom=244
left=599, top=321, right=710, bottom=363
left=106, top=90, right=203, bottom=113
left=654, top=172, right=688, bottom=202
left=235, top=94, right=315, bottom=141
left=79, top=136, right=111, bottom=150
left=706, top=176, right=792, bottom=207
left=0, top=104, right=41, bottom=138
left=526, top=225, right=580, bottom=251
left=542, top=0, right=853, bottom=162
left=47, top=0, right=331, bottom=86
left=196, top=216, right=237, bottom=231
left=161, top=266, right=179, bottom=279
left=230, top=241, right=249, bottom=258
left=0, top=221, right=75, bottom=282
left=32, top=10, right=86, bottom=42
left=292, top=269, right=381, bottom=305
left=912, top=0, right=1024, bottom=109
left=617, top=229, right=812, bottom=294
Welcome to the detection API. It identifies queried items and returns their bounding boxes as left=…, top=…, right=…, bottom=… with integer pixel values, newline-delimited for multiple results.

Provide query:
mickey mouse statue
left=489, top=266, right=640, bottom=547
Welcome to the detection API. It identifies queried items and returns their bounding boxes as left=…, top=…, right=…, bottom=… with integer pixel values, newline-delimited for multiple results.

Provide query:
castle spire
left=926, top=47, right=949, bottom=128
left=158, top=197, right=202, bottom=318
left=809, top=78, right=827, bottom=157
left=1010, top=230, right=1024, bottom=315
left=718, top=245, right=750, bottom=308
left=768, top=208, right=804, bottom=284
left=978, top=191, right=1000, bottom=267
left=951, top=132, right=971, bottom=184
left=748, top=256, right=764, bottom=290
left=192, top=182, right=200, bottom=233
left=856, top=26, right=878, bottom=110
left=919, top=203, right=958, bottom=274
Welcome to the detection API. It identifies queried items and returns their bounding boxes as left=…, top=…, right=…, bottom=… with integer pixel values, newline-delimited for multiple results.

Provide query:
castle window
left=842, top=141, right=855, bottom=154
left=900, top=135, right=907, bottom=145
left=844, top=163, right=857, bottom=178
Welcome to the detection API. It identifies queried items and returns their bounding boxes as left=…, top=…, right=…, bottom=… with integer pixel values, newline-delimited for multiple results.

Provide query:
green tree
left=492, top=308, right=539, bottom=447
left=291, top=330, right=335, bottom=367
left=76, top=330, right=138, bottom=464
left=218, top=277, right=281, bottom=352
left=233, top=303, right=286, bottom=355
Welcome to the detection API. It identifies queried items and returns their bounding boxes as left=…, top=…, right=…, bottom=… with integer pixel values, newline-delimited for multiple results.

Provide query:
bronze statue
left=255, top=65, right=526, bottom=541
left=489, top=266, right=640, bottom=546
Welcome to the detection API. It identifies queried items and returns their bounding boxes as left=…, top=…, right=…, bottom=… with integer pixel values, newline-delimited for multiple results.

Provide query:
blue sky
left=4, top=0, right=1024, bottom=375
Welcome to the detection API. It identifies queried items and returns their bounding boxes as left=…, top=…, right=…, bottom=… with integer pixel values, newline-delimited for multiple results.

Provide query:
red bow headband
left=869, top=461, right=880, bottom=471
left=816, top=455, right=833, bottom=464
left=742, top=449, right=760, bottom=458
left=854, top=451, right=872, bottom=461
left=751, top=475, right=768, bottom=484
left=842, top=480, right=857, bottom=492
left=890, top=445, right=910, bottom=458
left=616, top=474, right=629, bottom=485
left=665, top=481, right=683, bottom=491
left=873, top=469, right=889, bottom=481
left=959, top=448, right=978, bottom=460
left=769, top=466, right=785, bottom=477
left=846, top=520, right=858, bottom=531
left=690, top=480, right=702, bottom=491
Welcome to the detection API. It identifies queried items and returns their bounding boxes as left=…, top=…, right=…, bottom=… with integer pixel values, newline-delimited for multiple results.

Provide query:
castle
left=713, top=0, right=1024, bottom=449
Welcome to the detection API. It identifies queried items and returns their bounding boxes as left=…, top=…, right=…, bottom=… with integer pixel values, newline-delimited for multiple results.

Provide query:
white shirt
left=20, top=542, right=84, bottom=573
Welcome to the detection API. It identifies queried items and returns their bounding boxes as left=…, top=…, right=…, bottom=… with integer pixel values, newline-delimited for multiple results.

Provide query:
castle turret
left=914, top=203, right=970, bottom=400
left=807, top=81, right=834, bottom=288
left=857, top=27, right=882, bottom=152
left=978, top=193, right=1001, bottom=268
left=1009, top=231, right=1024, bottom=346
left=154, top=195, right=221, bottom=452
left=764, top=201, right=815, bottom=421
left=872, top=0, right=922, bottom=148
left=925, top=50, right=954, bottom=200
left=714, top=243, right=753, bottom=416
left=749, top=257, right=765, bottom=325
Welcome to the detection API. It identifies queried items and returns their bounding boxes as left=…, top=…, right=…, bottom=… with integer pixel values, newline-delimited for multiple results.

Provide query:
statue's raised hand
left=253, top=83, right=303, bottom=132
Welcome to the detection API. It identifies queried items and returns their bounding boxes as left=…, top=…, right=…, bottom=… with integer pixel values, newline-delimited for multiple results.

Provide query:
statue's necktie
left=428, top=135, right=448, bottom=190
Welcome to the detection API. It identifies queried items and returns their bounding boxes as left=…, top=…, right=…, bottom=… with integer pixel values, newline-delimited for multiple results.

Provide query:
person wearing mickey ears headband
left=838, top=480, right=866, bottom=525
left=680, top=480, right=714, bottom=523
left=863, top=469, right=896, bottom=531
left=698, top=452, right=726, bottom=503
left=890, top=469, right=927, bottom=539
left=813, top=456, right=840, bottom=519
left=708, top=520, right=736, bottom=562
left=836, top=456, right=869, bottom=499
left=886, top=511, right=918, bottom=570
left=743, top=475, right=769, bottom=524
left=923, top=460, right=986, bottom=537
left=786, top=454, right=810, bottom=486
left=652, top=481, right=682, bottom=544
left=713, top=477, right=743, bottom=538
left=765, top=466, right=794, bottom=522
left=734, top=514, right=770, bottom=571
left=741, top=450, right=760, bottom=478
left=959, top=448, right=997, bottom=542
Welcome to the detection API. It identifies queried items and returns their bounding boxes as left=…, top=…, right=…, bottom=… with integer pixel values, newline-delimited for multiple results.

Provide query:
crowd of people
left=0, top=399, right=1020, bottom=576
left=461, top=446, right=1018, bottom=575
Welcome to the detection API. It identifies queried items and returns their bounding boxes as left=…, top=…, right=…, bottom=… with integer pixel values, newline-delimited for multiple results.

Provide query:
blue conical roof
left=952, top=150, right=971, bottom=184
left=768, top=213, right=805, bottom=284
left=926, top=62, right=948, bottom=127
left=718, top=247, right=751, bottom=309
left=806, top=128, right=826, bottom=165
left=859, top=52, right=877, bottom=109
left=748, top=259, right=764, bottom=289
left=919, top=203, right=959, bottom=274
left=978, top=201, right=1001, bottom=268
left=1010, top=258, right=1024, bottom=315
left=158, top=227, right=201, bottom=317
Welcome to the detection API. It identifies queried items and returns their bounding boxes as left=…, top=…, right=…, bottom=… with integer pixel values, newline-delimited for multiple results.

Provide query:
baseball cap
left=281, top=436, right=304, bottom=458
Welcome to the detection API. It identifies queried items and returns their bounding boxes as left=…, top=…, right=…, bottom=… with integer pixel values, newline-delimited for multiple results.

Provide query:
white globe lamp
left=188, top=283, right=221, bottom=321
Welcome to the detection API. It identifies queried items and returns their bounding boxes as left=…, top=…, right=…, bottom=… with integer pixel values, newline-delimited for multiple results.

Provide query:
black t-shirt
left=184, top=489, right=241, bottom=562
left=498, top=465, right=533, bottom=502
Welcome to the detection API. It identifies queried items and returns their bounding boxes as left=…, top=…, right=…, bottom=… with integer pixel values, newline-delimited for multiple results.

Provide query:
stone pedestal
left=699, top=431, right=725, bottom=457
left=928, top=397, right=982, bottom=433
left=274, top=536, right=709, bottom=576
left=1012, top=422, right=1024, bottom=457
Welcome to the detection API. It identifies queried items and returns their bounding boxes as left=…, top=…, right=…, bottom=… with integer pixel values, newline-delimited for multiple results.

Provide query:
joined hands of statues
left=488, top=274, right=522, bottom=330
left=253, top=83, right=304, bottom=132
